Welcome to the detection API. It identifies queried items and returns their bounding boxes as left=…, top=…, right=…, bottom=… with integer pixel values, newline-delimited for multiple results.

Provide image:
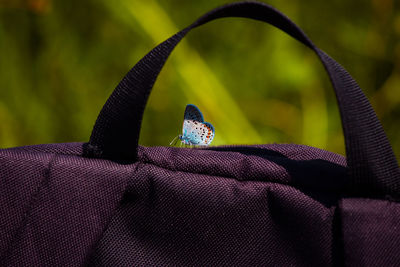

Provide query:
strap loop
left=84, top=1, right=400, bottom=198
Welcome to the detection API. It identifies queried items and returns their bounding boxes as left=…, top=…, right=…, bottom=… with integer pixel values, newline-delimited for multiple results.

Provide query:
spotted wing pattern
left=202, top=122, right=215, bottom=145
left=181, top=104, right=215, bottom=146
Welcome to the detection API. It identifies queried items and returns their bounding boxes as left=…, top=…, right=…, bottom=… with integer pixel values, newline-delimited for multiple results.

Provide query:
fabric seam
left=83, top=161, right=143, bottom=266
left=0, top=153, right=58, bottom=263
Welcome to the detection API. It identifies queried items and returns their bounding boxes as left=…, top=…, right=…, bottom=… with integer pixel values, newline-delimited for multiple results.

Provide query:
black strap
left=83, top=1, right=400, bottom=198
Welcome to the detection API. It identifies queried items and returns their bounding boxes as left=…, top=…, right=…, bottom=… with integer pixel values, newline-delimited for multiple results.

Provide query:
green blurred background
left=0, top=0, right=399, bottom=158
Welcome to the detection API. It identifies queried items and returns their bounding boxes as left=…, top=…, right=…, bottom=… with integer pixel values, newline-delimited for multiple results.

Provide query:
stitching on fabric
left=0, top=153, right=58, bottom=263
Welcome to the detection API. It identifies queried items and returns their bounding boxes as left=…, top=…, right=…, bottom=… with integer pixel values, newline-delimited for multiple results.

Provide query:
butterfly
left=170, top=104, right=215, bottom=146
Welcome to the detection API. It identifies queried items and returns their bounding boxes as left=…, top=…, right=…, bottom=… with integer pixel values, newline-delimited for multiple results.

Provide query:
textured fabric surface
left=1, top=142, right=399, bottom=266
left=90, top=175, right=334, bottom=266
left=339, top=198, right=400, bottom=266
left=89, top=144, right=346, bottom=266
left=0, top=142, right=348, bottom=266
left=0, top=143, right=134, bottom=266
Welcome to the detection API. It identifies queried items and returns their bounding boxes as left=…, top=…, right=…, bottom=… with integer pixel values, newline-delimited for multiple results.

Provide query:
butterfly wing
left=201, top=122, right=215, bottom=145
left=182, top=104, right=204, bottom=144
left=181, top=120, right=202, bottom=145
left=184, top=104, right=204, bottom=122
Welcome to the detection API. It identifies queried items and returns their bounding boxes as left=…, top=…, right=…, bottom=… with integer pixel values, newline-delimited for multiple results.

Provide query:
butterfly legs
left=170, top=135, right=180, bottom=146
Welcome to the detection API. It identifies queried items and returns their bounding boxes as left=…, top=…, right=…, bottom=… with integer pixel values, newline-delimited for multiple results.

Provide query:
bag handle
left=83, top=1, right=400, bottom=198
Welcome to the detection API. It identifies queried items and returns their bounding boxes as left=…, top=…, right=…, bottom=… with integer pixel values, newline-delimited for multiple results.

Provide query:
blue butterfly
left=170, top=104, right=215, bottom=146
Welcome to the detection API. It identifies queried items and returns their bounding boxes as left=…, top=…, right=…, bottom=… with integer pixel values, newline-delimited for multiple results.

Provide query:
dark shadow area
left=206, top=145, right=349, bottom=207
left=332, top=205, right=345, bottom=267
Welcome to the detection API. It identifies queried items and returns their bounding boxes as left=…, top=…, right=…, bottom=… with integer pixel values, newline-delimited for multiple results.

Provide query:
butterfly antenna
left=169, top=135, right=179, bottom=146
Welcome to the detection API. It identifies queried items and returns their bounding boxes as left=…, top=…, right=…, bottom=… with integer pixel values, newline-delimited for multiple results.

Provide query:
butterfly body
left=173, top=104, right=215, bottom=146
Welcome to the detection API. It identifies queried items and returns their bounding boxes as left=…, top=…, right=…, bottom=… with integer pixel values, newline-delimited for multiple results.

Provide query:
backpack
left=1, top=1, right=399, bottom=266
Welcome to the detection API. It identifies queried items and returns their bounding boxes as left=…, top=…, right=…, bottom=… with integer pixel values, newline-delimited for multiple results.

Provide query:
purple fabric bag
left=1, top=1, right=399, bottom=266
